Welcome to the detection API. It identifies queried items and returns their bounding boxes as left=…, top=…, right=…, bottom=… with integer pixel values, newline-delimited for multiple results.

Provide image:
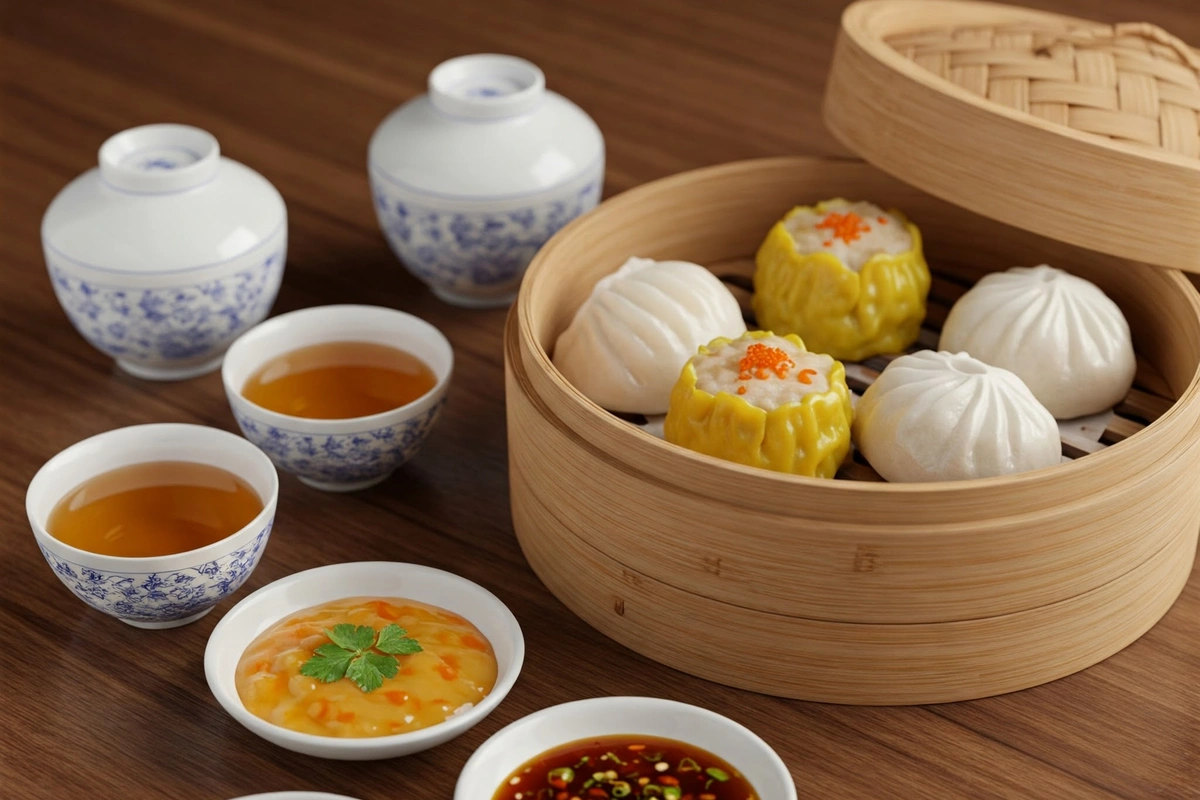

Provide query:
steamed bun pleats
left=753, top=199, right=931, bottom=362
left=939, top=265, right=1136, bottom=419
left=664, top=331, right=853, bottom=478
left=853, top=351, right=1061, bottom=482
left=553, top=257, right=747, bottom=415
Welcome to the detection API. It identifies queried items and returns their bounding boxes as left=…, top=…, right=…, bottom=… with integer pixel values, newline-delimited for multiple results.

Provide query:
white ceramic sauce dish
left=222, top=304, right=453, bottom=492
left=229, top=794, right=361, bottom=800
left=455, top=696, right=797, bottom=799
left=369, top=54, right=604, bottom=309
left=205, top=561, right=525, bottom=760
left=26, top=423, right=279, bottom=629
left=41, top=124, right=287, bottom=380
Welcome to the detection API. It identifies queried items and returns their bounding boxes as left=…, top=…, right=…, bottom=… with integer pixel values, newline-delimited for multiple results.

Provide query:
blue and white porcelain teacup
left=368, top=54, right=604, bottom=309
left=222, top=304, right=453, bottom=492
left=26, top=423, right=279, bottom=629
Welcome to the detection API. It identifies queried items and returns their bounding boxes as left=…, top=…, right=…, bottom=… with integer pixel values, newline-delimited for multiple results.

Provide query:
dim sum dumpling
left=665, top=331, right=853, bottom=478
left=939, top=265, right=1135, bottom=419
left=553, top=257, right=747, bottom=414
left=753, top=199, right=930, bottom=362
left=853, top=350, right=1060, bottom=482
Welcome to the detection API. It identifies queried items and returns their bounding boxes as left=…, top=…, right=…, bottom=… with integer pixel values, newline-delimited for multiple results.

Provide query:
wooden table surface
left=3, top=0, right=1199, bottom=797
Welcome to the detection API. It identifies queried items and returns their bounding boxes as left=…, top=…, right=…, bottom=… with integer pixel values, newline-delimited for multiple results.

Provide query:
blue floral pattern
left=39, top=523, right=271, bottom=623
left=372, top=174, right=602, bottom=298
left=233, top=400, right=445, bottom=486
left=47, top=248, right=285, bottom=369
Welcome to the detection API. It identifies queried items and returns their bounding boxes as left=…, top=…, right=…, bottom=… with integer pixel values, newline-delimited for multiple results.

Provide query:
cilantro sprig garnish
left=299, top=623, right=422, bottom=693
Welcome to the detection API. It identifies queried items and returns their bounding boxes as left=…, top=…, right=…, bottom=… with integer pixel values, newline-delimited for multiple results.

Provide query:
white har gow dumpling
left=553, top=256, right=747, bottom=414
left=939, top=265, right=1135, bottom=419
left=853, top=351, right=1061, bottom=482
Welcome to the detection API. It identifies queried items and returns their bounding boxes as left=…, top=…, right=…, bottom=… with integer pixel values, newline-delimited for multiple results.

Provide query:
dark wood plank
left=1, top=0, right=1198, bottom=798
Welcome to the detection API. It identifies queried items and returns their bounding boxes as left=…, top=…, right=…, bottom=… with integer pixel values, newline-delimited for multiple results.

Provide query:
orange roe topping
left=738, top=343, right=795, bottom=381
left=877, top=216, right=888, bottom=224
left=737, top=386, right=747, bottom=395
left=816, top=211, right=871, bottom=244
left=797, top=368, right=817, bottom=385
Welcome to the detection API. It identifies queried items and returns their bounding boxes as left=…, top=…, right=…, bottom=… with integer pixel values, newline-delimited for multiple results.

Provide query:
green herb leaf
left=299, top=645, right=355, bottom=683
left=375, top=624, right=423, bottom=655
left=325, top=623, right=375, bottom=652
left=299, top=622, right=423, bottom=694
left=706, top=767, right=730, bottom=782
left=678, top=757, right=701, bottom=772
left=346, top=651, right=398, bottom=693
left=548, top=767, right=575, bottom=785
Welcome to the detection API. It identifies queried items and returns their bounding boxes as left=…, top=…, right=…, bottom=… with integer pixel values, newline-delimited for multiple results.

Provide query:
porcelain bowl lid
left=368, top=54, right=604, bottom=200
left=41, top=124, right=286, bottom=277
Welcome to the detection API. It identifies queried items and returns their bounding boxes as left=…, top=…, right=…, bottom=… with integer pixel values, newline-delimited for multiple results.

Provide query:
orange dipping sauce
left=235, top=597, right=497, bottom=738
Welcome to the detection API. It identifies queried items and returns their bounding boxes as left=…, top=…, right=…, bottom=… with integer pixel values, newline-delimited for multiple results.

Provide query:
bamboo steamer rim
left=822, top=0, right=1200, bottom=272
left=515, top=156, right=1200, bottom=515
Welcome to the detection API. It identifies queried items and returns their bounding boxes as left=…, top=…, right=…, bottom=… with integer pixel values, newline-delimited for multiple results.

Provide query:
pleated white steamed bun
left=553, top=256, right=747, bottom=414
left=853, top=350, right=1061, bottom=482
left=939, top=265, right=1135, bottom=419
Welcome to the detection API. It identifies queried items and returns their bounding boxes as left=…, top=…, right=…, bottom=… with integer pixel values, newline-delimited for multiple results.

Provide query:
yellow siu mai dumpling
left=753, top=199, right=930, bottom=362
left=664, top=331, right=853, bottom=478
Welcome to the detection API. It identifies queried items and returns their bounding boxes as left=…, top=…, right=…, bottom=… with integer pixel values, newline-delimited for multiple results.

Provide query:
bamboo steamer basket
left=505, top=0, right=1200, bottom=705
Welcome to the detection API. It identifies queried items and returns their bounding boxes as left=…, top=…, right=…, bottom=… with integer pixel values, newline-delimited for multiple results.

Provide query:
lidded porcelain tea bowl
left=41, top=124, right=287, bottom=380
left=369, top=54, right=605, bottom=309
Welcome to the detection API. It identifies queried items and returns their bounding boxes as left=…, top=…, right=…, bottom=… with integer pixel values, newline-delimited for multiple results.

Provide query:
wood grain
left=0, top=0, right=1198, bottom=797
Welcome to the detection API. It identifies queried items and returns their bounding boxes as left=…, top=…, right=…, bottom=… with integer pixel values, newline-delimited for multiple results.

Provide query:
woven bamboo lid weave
left=823, top=0, right=1200, bottom=272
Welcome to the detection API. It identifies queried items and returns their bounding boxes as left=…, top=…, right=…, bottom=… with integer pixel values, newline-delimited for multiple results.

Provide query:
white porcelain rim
left=98, top=124, right=221, bottom=194
left=451, top=695, right=796, bottom=800
left=221, top=304, right=454, bottom=433
left=203, top=561, right=526, bottom=758
left=43, top=219, right=287, bottom=281
left=453, top=696, right=798, bottom=800
left=25, top=423, right=280, bottom=571
left=428, top=54, right=545, bottom=120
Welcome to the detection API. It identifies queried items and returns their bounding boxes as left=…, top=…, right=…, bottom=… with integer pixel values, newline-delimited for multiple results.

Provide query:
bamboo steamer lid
left=823, top=0, right=1200, bottom=271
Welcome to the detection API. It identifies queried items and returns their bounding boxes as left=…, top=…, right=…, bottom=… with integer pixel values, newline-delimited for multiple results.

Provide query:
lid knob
left=98, top=124, right=221, bottom=194
left=428, top=54, right=545, bottom=120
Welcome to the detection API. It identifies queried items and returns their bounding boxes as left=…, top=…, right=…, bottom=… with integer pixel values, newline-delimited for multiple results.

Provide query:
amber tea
left=241, top=341, right=436, bottom=419
left=47, top=461, right=263, bottom=558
